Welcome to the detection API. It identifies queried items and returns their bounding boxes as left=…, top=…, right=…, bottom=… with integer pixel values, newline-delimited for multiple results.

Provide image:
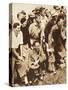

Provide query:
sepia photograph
left=9, top=3, right=66, bottom=87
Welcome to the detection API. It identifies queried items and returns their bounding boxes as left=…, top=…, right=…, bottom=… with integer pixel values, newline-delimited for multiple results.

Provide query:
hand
left=18, top=56, right=23, bottom=61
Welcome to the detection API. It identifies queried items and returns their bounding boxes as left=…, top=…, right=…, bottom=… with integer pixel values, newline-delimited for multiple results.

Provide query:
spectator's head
left=45, top=9, right=51, bottom=18
left=52, top=12, right=59, bottom=24
left=13, top=22, right=20, bottom=35
left=33, top=41, right=40, bottom=54
left=20, top=18, right=26, bottom=24
left=34, top=41, right=40, bottom=47
left=34, top=7, right=41, bottom=15
left=56, top=14, right=64, bottom=27
left=21, top=19, right=27, bottom=28
left=41, top=8, right=46, bottom=16
left=28, top=12, right=35, bottom=18
left=17, top=10, right=26, bottom=22
left=28, top=12, right=36, bottom=23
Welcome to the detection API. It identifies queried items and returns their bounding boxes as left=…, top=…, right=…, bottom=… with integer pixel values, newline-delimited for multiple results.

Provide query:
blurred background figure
left=48, top=15, right=66, bottom=69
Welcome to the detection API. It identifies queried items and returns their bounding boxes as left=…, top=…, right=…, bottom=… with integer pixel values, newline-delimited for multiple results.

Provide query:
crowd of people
left=9, top=5, right=66, bottom=86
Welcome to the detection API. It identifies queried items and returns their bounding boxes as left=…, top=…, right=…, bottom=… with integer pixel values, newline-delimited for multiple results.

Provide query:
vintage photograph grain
left=9, top=3, right=66, bottom=87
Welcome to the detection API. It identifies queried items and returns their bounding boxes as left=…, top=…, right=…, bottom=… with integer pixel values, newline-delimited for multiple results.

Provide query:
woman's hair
left=13, top=22, right=20, bottom=29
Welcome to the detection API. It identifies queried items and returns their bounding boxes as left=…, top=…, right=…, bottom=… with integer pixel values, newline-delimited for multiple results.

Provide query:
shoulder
left=29, top=23, right=35, bottom=27
left=29, top=23, right=35, bottom=31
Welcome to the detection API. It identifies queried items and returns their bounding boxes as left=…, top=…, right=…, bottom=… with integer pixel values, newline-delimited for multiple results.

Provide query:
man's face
left=58, top=19, right=64, bottom=27
left=15, top=25, right=20, bottom=35
left=18, top=13, right=26, bottom=21
left=45, top=10, right=51, bottom=17
left=35, top=42, right=40, bottom=48
left=21, top=20, right=27, bottom=28
left=33, top=42, right=40, bottom=53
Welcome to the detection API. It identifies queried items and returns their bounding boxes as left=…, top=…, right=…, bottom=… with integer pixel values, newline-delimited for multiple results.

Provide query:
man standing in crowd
left=29, top=14, right=41, bottom=47
left=17, top=10, right=30, bottom=48
left=9, top=22, right=28, bottom=86
left=28, top=41, right=46, bottom=82
left=48, top=15, right=66, bottom=69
